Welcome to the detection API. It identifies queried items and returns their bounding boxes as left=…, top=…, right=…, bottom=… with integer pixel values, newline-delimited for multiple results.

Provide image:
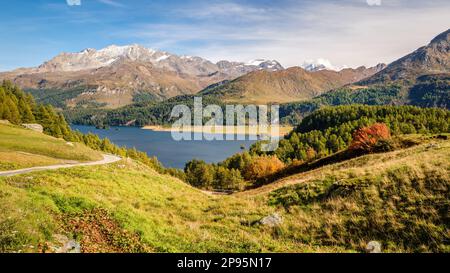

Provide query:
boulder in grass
left=259, top=213, right=283, bottom=227
left=22, top=123, right=44, bottom=133
left=52, top=234, right=81, bottom=253
left=365, top=241, right=382, bottom=253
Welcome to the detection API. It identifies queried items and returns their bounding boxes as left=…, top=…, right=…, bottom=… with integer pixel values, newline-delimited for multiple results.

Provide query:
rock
left=426, top=143, right=440, bottom=150
left=66, top=142, right=75, bottom=147
left=365, top=241, right=382, bottom=253
left=22, top=123, right=44, bottom=133
left=259, top=213, right=283, bottom=227
left=0, top=120, right=11, bottom=125
left=64, top=240, right=81, bottom=253
left=52, top=234, right=81, bottom=253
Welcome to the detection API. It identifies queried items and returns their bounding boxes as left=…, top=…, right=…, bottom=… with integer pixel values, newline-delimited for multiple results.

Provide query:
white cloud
left=97, top=0, right=125, bottom=8
left=66, top=0, right=81, bottom=6
left=173, top=2, right=268, bottom=21
left=115, top=0, right=450, bottom=68
left=367, top=0, right=382, bottom=6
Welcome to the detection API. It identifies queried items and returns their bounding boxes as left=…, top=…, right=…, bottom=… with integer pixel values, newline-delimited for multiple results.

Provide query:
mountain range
left=0, top=43, right=388, bottom=108
left=0, top=45, right=283, bottom=108
left=1, top=29, right=448, bottom=126
left=62, top=29, right=449, bottom=127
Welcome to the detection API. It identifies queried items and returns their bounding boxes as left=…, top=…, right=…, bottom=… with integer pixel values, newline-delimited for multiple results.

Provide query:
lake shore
left=142, top=125, right=293, bottom=137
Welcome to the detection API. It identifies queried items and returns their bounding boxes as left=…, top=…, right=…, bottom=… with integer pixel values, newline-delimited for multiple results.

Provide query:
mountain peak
left=429, top=29, right=450, bottom=45
left=33, top=44, right=285, bottom=75
left=361, top=29, right=450, bottom=84
left=301, top=59, right=347, bottom=72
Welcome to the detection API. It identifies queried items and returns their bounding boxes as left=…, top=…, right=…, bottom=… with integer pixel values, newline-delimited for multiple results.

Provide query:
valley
left=0, top=121, right=448, bottom=253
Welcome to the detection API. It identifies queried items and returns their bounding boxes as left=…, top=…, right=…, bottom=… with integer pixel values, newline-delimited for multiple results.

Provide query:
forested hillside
left=0, top=81, right=184, bottom=179
left=280, top=73, right=449, bottom=125
left=66, top=73, right=449, bottom=128
left=182, top=105, right=450, bottom=191
left=0, top=81, right=71, bottom=138
left=272, top=105, right=449, bottom=163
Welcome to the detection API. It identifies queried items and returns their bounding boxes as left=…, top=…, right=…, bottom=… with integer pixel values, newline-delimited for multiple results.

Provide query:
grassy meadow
left=0, top=124, right=102, bottom=170
left=0, top=133, right=448, bottom=253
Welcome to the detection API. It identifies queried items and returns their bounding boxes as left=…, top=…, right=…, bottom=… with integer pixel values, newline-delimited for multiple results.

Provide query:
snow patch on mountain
left=29, top=44, right=284, bottom=77
left=156, top=54, right=171, bottom=62
left=246, top=59, right=267, bottom=66
left=301, top=58, right=347, bottom=72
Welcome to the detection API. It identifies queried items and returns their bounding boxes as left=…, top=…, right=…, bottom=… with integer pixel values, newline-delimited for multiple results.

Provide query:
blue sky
left=0, top=0, right=449, bottom=71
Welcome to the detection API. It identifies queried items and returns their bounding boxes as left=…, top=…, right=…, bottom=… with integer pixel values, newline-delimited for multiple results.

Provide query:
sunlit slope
left=0, top=159, right=312, bottom=253
left=0, top=123, right=102, bottom=170
left=244, top=135, right=450, bottom=252
left=0, top=134, right=448, bottom=253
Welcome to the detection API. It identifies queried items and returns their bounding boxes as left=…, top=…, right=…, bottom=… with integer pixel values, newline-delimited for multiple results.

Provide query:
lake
left=71, top=125, right=258, bottom=169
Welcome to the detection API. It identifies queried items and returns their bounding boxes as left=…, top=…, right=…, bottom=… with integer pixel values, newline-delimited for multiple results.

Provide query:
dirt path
left=0, top=154, right=121, bottom=177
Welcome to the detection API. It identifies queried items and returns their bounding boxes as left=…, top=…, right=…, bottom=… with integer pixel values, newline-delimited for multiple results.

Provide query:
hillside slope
left=362, top=29, right=449, bottom=84
left=0, top=123, right=102, bottom=171
left=1, top=134, right=448, bottom=253
left=199, top=65, right=385, bottom=104
left=253, top=136, right=449, bottom=252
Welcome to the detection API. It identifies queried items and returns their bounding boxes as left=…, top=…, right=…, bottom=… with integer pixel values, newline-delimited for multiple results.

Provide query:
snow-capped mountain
left=216, top=59, right=283, bottom=78
left=0, top=44, right=285, bottom=108
left=37, top=45, right=159, bottom=72
left=245, top=59, right=283, bottom=71
left=33, top=44, right=284, bottom=77
left=301, top=58, right=346, bottom=72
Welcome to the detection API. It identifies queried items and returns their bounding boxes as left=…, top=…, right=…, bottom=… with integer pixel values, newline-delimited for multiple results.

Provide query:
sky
left=0, top=0, right=449, bottom=71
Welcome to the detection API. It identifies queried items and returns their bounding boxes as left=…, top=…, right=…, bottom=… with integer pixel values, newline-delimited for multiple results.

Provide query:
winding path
left=0, top=154, right=121, bottom=177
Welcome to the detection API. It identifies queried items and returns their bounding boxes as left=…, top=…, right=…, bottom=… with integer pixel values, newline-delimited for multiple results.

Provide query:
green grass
left=0, top=158, right=345, bottom=253
left=0, top=151, right=67, bottom=171
left=0, top=123, right=102, bottom=169
left=0, top=135, right=448, bottom=253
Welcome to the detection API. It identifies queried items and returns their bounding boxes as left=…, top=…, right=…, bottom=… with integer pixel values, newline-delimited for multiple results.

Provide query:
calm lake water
left=71, top=125, right=257, bottom=169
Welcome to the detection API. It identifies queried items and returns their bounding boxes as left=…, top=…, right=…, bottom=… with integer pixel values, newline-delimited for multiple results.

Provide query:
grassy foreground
left=0, top=134, right=448, bottom=253
left=0, top=124, right=102, bottom=170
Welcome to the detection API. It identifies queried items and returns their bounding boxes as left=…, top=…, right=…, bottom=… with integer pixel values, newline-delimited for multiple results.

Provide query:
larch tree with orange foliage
left=243, top=156, right=285, bottom=181
left=350, top=123, right=391, bottom=152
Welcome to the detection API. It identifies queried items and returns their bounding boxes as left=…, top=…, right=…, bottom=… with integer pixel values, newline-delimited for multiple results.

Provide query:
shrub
left=214, top=166, right=245, bottom=191
left=243, top=156, right=285, bottom=181
left=184, top=159, right=215, bottom=189
left=350, top=123, right=391, bottom=152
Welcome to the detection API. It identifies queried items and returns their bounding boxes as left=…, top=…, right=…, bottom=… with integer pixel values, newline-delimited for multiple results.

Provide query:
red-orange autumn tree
left=243, top=156, right=285, bottom=181
left=350, top=123, right=391, bottom=151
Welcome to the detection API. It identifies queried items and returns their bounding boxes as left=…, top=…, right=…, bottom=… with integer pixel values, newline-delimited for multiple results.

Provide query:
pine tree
left=18, top=98, right=35, bottom=123
left=5, top=97, right=21, bottom=124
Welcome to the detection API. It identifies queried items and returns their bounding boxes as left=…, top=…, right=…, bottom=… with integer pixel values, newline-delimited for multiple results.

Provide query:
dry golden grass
left=0, top=151, right=72, bottom=171
left=241, top=135, right=449, bottom=196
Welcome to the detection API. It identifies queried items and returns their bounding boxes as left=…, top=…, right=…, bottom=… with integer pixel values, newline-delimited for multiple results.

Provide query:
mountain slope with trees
left=0, top=81, right=184, bottom=179
left=198, top=64, right=386, bottom=104
left=180, top=105, right=450, bottom=191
